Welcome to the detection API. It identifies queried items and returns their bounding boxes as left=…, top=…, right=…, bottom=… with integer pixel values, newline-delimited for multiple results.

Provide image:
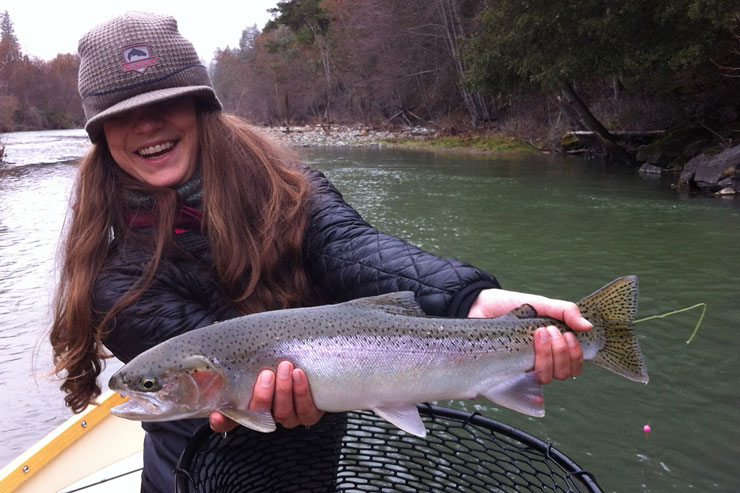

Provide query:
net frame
left=175, top=404, right=603, bottom=492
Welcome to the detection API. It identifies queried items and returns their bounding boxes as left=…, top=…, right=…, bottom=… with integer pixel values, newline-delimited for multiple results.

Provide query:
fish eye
left=139, top=377, right=160, bottom=392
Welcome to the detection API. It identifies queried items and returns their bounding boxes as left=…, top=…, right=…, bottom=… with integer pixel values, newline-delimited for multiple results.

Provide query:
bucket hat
left=78, top=11, right=222, bottom=142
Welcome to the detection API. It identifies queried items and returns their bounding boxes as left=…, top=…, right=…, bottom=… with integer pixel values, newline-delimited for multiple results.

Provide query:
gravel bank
left=257, top=125, right=435, bottom=148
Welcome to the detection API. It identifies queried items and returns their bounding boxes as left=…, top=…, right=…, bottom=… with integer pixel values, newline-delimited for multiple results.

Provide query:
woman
left=51, top=12, right=590, bottom=492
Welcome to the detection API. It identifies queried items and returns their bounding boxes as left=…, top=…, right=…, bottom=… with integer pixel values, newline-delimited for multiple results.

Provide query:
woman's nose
left=130, top=107, right=165, bottom=133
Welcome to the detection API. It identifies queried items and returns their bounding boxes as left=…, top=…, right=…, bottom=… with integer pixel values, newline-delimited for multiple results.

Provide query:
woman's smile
left=136, top=140, right=177, bottom=158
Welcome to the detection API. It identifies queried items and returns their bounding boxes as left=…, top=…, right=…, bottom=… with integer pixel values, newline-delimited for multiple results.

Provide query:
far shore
left=256, top=125, right=537, bottom=155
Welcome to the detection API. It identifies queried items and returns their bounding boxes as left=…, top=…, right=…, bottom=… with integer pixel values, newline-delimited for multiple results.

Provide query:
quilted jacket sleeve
left=303, top=168, right=500, bottom=317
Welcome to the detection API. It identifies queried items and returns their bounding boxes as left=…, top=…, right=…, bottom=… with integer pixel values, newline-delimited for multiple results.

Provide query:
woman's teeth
left=138, top=141, right=175, bottom=157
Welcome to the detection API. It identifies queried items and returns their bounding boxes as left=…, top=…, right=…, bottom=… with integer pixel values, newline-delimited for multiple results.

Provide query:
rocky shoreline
left=260, top=124, right=739, bottom=196
left=258, top=125, right=435, bottom=148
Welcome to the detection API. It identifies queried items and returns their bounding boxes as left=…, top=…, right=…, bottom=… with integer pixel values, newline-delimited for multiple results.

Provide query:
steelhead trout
left=109, top=275, right=647, bottom=437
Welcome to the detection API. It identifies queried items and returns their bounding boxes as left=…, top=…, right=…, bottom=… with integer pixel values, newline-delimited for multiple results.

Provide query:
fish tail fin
left=577, top=276, right=649, bottom=383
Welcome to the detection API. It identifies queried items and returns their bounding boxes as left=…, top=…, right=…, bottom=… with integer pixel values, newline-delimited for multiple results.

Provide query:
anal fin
left=373, top=404, right=427, bottom=437
left=481, top=372, right=545, bottom=417
left=219, top=408, right=276, bottom=433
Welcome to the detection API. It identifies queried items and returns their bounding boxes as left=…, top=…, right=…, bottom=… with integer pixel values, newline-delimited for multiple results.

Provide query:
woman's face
left=103, top=97, right=199, bottom=188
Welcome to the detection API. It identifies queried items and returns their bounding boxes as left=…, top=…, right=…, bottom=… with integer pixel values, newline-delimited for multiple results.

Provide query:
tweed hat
left=78, top=11, right=222, bottom=142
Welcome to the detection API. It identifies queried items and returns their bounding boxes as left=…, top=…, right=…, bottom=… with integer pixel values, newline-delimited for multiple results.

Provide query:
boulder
left=677, top=145, right=740, bottom=194
left=635, top=127, right=711, bottom=169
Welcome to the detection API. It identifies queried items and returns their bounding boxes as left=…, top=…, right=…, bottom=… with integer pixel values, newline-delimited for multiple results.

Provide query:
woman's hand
left=468, top=288, right=591, bottom=385
left=209, top=360, right=324, bottom=433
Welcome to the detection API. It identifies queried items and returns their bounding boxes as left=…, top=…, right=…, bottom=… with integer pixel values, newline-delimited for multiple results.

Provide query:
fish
left=109, top=275, right=647, bottom=437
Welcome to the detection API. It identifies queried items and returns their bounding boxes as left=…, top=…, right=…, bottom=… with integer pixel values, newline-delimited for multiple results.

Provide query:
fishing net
left=175, top=404, right=602, bottom=492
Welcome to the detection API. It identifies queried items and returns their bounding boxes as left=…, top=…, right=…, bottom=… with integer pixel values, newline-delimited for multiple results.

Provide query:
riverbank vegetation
left=386, top=135, right=534, bottom=154
left=1, top=3, right=739, bottom=166
left=0, top=12, right=83, bottom=132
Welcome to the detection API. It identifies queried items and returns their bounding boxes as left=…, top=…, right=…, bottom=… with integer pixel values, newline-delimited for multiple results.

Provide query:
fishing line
left=633, top=302, right=707, bottom=344
left=633, top=303, right=707, bottom=441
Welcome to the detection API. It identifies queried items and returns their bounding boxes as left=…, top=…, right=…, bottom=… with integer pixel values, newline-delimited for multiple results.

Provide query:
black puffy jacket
left=95, top=167, right=499, bottom=491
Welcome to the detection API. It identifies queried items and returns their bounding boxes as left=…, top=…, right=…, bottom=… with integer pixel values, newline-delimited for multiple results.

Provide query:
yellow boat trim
left=0, top=391, right=134, bottom=491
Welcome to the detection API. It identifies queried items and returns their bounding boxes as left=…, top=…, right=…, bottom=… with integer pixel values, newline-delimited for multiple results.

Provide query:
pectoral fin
left=373, top=404, right=427, bottom=437
left=219, top=408, right=276, bottom=433
left=481, top=372, right=545, bottom=417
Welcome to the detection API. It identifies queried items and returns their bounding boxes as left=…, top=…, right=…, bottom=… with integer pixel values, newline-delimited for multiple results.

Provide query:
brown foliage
left=212, top=0, right=485, bottom=127
left=0, top=53, right=83, bottom=131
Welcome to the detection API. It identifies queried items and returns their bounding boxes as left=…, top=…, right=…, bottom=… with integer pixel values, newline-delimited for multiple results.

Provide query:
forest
left=1, top=1, right=739, bottom=163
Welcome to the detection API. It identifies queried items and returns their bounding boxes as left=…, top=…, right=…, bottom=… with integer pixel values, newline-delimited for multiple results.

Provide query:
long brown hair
left=50, top=107, right=314, bottom=413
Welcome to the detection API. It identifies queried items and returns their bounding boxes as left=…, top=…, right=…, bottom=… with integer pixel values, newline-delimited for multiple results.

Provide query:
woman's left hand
left=468, top=288, right=591, bottom=384
left=209, top=360, right=324, bottom=433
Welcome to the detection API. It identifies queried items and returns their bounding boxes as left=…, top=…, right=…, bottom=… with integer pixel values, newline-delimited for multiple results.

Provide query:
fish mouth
left=111, top=393, right=174, bottom=420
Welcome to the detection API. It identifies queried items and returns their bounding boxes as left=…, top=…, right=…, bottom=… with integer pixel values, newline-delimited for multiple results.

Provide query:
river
left=1, top=130, right=738, bottom=491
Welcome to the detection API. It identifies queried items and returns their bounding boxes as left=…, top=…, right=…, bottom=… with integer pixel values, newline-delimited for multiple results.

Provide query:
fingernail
left=566, top=333, right=579, bottom=347
left=278, top=361, right=291, bottom=379
left=292, top=369, right=304, bottom=385
left=259, top=371, right=274, bottom=387
left=547, top=326, right=560, bottom=338
left=538, top=328, right=549, bottom=342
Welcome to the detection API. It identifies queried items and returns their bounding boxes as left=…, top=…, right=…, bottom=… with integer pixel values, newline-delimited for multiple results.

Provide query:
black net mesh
left=175, top=404, right=602, bottom=492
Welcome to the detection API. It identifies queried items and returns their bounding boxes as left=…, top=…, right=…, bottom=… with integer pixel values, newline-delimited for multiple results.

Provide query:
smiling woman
left=103, top=97, right=200, bottom=188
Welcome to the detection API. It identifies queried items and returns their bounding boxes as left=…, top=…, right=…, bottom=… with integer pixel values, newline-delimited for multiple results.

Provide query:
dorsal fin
left=347, top=292, right=428, bottom=317
left=508, top=304, right=539, bottom=319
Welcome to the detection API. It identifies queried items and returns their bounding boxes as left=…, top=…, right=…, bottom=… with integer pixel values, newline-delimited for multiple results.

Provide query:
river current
left=0, top=130, right=738, bottom=491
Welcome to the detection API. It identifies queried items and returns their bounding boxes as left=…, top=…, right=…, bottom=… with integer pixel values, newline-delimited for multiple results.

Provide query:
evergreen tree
left=1, top=10, right=21, bottom=69
left=463, top=0, right=737, bottom=163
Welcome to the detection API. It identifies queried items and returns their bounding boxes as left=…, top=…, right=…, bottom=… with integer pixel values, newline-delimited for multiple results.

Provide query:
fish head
left=109, top=354, right=227, bottom=421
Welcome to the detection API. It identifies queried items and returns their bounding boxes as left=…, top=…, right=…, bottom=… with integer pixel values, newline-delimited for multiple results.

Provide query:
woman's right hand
left=209, top=360, right=324, bottom=433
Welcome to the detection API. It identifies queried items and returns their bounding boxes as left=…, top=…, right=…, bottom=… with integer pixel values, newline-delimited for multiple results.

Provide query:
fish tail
left=577, top=276, right=649, bottom=383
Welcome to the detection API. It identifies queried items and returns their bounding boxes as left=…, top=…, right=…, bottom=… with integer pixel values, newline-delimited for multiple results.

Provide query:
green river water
left=0, top=131, right=737, bottom=491
left=300, top=146, right=739, bottom=492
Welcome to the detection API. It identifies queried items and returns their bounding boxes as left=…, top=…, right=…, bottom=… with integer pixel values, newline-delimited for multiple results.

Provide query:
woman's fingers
left=210, top=362, right=324, bottom=432
left=533, top=328, right=553, bottom=384
left=534, top=300, right=593, bottom=333
left=208, top=411, right=238, bottom=433
left=292, top=368, right=325, bottom=426
left=564, top=331, right=584, bottom=377
left=533, top=326, right=584, bottom=384
left=547, top=326, right=571, bottom=380
left=249, top=369, right=276, bottom=410
left=273, top=363, right=325, bottom=428
left=273, top=361, right=300, bottom=428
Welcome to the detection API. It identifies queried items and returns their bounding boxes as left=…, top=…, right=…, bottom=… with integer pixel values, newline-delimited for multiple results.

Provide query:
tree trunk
left=308, top=22, right=332, bottom=126
left=436, top=0, right=490, bottom=124
left=283, top=91, right=291, bottom=131
left=558, top=80, right=634, bottom=165
left=555, top=95, right=585, bottom=130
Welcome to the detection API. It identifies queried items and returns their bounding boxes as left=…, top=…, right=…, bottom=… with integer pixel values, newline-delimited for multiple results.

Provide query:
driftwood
left=565, top=131, right=666, bottom=137
left=563, top=130, right=666, bottom=158
left=385, top=108, right=424, bottom=126
left=558, top=81, right=636, bottom=165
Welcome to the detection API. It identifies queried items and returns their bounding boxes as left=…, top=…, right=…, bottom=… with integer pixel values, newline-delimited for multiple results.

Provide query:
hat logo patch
left=122, top=45, right=158, bottom=74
